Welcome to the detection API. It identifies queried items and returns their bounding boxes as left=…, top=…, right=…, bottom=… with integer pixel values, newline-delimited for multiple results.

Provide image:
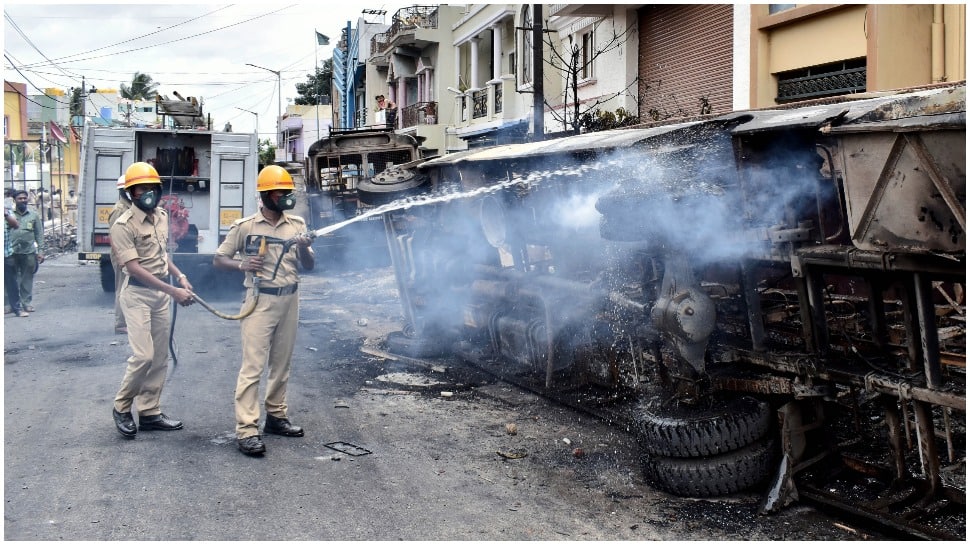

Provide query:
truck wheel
left=358, top=160, right=431, bottom=207
left=632, top=395, right=771, bottom=458
left=640, top=437, right=778, bottom=497
left=100, top=259, right=115, bottom=293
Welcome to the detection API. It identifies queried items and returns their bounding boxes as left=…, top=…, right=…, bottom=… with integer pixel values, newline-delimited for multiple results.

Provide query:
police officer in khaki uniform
left=213, top=165, right=314, bottom=456
left=109, top=175, right=132, bottom=334
left=110, top=162, right=195, bottom=439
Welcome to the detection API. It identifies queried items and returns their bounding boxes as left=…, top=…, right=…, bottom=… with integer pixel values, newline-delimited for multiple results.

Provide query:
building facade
left=301, top=3, right=969, bottom=159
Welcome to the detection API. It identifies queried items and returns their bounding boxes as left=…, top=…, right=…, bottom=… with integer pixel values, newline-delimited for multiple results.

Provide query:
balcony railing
left=494, top=83, right=503, bottom=114
left=371, top=5, right=439, bottom=55
left=472, top=88, right=487, bottom=119
left=401, top=101, right=438, bottom=129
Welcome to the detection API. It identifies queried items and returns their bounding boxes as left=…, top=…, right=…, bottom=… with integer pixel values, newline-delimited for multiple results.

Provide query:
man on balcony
left=376, top=95, right=397, bottom=129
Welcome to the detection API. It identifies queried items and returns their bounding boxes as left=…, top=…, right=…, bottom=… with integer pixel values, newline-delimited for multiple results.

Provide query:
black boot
left=237, top=435, right=266, bottom=456
left=264, top=414, right=304, bottom=437
left=139, top=413, right=183, bottom=431
left=112, top=408, right=136, bottom=438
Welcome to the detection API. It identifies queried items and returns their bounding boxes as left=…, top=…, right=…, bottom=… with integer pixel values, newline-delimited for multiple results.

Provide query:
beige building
left=749, top=4, right=966, bottom=108
left=367, top=5, right=467, bottom=156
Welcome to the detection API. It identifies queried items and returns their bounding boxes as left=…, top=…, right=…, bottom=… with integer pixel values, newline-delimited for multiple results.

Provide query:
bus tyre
left=632, top=395, right=771, bottom=458
left=100, top=259, right=115, bottom=293
left=640, top=437, right=778, bottom=497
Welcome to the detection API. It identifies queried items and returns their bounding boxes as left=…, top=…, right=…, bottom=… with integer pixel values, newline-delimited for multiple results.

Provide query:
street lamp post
left=235, top=107, right=258, bottom=140
left=246, top=63, right=282, bottom=149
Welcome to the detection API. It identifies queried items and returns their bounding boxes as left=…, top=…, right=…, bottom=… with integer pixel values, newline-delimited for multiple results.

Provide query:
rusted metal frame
left=740, top=259, right=768, bottom=352
left=852, top=134, right=907, bottom=244
left=856, top=371, right=963, bottom=411
left=904, top=133, right=966, bottom=232
left=911, top=271, right=944, bottom=493
left=865, top=274, right=889, bottom=352
left=796, top=486, right=960, bottom=540
left=803, top=266, right=830, bottom=355
left=796, top=246, right=966, bottom=276
left=880, top=395, right=909, bottom=482
left=815, top=143, right=848, bottom=243
left=725, top=352, right=965, bottom=411
left=913, top=272, right=944, bottom=388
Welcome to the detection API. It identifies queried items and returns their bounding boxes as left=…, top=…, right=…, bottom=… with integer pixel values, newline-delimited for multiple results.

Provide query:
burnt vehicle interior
left=302, top=128, right=425, bottom=263
left=366, top=83, right=966, bottom=539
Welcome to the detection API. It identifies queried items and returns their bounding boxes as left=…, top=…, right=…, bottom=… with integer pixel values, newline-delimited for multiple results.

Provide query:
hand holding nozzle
left=239, top=237, right=268, bottom=275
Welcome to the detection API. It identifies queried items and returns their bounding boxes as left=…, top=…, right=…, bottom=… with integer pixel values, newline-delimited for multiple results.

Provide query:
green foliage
left=69, top=87, right=84, bottom=120
left=578, top=107, right=639, bottom=133
left=295, top=59, right=333, bottom=105
left=258, top=139, right=276, bottom=167
left=120, top=72, right=159, bottom=101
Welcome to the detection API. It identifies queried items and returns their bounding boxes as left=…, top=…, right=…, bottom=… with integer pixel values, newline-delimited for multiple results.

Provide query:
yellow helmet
left=124, top=162, right=162, bottom=189
left=257, top=165, right=294, bottom=192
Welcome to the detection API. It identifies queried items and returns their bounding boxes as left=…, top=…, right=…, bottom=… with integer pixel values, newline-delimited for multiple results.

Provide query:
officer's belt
left=128, top=274, right=168, bottom=290
left=258, top=284, right=298, bottom=296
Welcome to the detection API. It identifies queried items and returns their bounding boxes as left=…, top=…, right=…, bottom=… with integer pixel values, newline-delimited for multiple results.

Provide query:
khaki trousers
left=235, top=291, right=299, bottom=438
left=114, top=285, right=171, bottom=416
left=111, top=255, right=126, bottom=330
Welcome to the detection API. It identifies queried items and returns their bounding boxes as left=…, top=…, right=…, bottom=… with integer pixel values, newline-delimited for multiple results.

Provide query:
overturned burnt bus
left=366, top=82, right=966, bottom=538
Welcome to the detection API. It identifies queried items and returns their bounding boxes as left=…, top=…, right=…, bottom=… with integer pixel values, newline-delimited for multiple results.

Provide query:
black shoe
left=139, top=413, right=183, bottom=431
left=112, top=408, right=136, bottom=438
left=237, top=435, right=266, bottom=456
left=264, top=414, right=304, bottom=437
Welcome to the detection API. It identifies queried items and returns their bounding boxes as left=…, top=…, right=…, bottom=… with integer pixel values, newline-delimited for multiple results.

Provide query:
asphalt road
left=3, top=254, right=868, bottom=540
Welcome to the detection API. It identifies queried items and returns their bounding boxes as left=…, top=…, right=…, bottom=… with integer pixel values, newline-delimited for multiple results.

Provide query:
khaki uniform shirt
left=108, top=197, right=131, bottom=226
left=215, top=212, right=306, bottom=289
left=110, top=206, right=170, bottom=277
left=108, top=197, right=132, bottom=264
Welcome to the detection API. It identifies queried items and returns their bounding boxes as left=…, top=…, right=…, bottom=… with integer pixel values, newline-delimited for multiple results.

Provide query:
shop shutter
left=638, top=4, right=733, bottom=121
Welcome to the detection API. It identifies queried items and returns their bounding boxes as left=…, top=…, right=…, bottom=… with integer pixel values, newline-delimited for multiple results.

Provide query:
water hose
left=190, top=237, right=267, bottom=320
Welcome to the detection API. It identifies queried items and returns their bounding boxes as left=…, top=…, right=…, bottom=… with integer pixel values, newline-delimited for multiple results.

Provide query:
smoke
left=314, top=124, right=826, bottom=373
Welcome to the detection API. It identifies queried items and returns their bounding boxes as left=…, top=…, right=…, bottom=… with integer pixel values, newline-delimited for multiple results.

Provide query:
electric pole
left=532, top=4, right=544, bottom=141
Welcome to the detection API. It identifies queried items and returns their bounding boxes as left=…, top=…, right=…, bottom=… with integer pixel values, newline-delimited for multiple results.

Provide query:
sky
left=3, top=1, right=413, bottom=139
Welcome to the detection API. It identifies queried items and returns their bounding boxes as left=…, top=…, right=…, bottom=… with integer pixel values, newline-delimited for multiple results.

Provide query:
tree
left=541, top=19, right=640, bottom=134
left=258, top=138, right=276, bottom=167
left=68, top=87, right=84, bottom=121
left=120, top=72, right=159, bottom=101
left=295, top=59, right=333, bottom=105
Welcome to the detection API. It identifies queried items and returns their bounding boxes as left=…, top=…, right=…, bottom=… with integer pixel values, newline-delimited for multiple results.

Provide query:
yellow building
left=4, top=80, right=28, bottom=140
left=750, top=4, right=966, bottom=107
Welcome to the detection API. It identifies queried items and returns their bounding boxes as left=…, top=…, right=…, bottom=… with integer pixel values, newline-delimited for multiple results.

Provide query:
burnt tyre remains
left=384, top=330, right=449, bottom=358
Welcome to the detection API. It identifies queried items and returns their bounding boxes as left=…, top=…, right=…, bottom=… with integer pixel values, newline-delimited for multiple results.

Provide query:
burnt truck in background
left=365, top=83, right=966, bottom=538
left=302, top=128, right=425, bottom=265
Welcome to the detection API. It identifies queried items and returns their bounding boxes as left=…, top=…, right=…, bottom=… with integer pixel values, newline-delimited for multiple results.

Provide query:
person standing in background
left=66, top=189, right=78, bottom=227
left=4, top=205, right=27, bottom=317
left=109, top=175, right=132, bottom=334
left=8, top=190, right=44, bottom=313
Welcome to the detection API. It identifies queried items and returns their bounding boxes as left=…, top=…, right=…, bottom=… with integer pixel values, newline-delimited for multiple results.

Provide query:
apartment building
left=329, top=3, right=964, bottom=157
